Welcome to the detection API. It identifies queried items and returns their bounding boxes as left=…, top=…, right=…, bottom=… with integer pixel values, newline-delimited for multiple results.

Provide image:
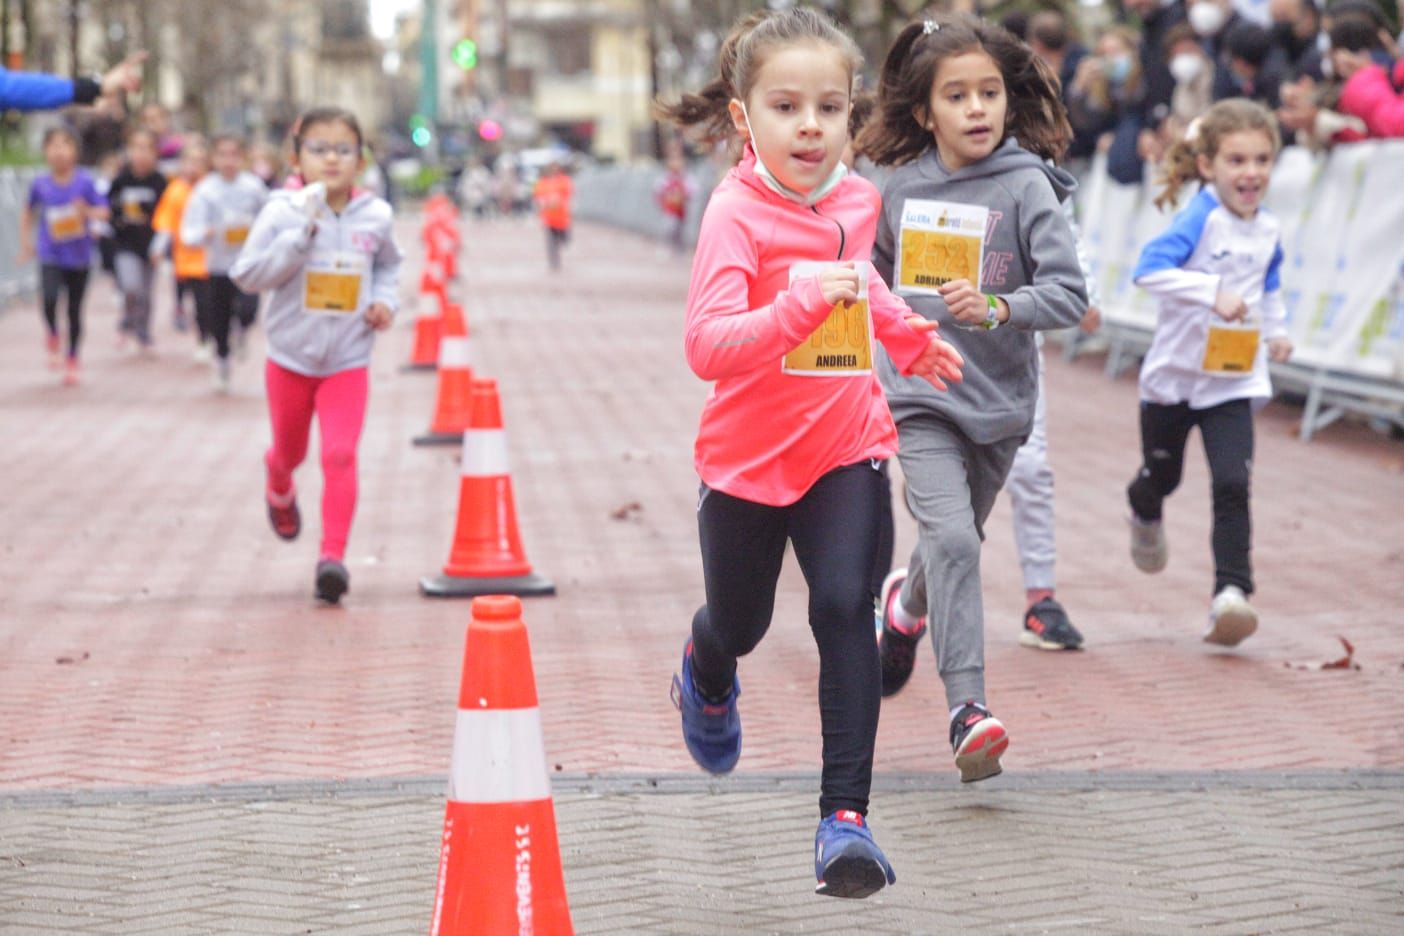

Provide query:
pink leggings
left=265, top=360, right=369, bottom=561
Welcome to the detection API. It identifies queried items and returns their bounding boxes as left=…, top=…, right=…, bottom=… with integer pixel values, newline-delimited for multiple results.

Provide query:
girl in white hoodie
left=231, top=108, right=403, bottom=604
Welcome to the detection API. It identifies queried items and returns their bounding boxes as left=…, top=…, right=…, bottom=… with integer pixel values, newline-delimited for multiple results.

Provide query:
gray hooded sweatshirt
left=873, top=138, right=1087, bottom=445
left=232, top=189, right=402, bottom=377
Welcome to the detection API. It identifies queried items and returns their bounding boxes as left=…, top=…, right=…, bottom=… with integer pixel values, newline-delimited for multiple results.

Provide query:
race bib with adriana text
left=894, top=199, right=987, bottom=296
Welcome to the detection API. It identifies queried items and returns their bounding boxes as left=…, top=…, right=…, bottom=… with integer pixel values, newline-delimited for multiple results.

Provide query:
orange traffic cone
left=420, top=379, right=555, bottom=597
left=428, top=596, right=573, bottom=935
left=404, top=312, right=442, bottom=372
left=442, top=300, right=468, bottom=339
left=413, top=334, right=475, bottom=446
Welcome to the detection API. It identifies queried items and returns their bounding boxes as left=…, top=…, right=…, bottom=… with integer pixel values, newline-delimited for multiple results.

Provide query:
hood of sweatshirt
left=914, top=137, right=1078, bottom=203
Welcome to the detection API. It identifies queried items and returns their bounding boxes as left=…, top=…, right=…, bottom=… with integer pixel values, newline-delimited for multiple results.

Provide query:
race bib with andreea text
left=782, top=262, right=873, bottom=377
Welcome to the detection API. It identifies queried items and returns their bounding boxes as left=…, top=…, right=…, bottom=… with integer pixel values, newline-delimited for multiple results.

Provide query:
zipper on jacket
left=812, top=205, right=846, bottom=259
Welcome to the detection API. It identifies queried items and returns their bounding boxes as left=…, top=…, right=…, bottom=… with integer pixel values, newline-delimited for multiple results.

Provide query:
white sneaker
left=194, top=342, right=213, bottom=363
left=1128, top=515, right=1168, bottom=573
left=213, top=359, right=232, bottom=394
left=1205, top=586, right=1258, bottom=646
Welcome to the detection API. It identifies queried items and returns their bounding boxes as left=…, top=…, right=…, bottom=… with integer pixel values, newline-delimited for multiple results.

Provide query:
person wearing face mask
left=1187, top=0, right=1255, bottom=99
left=1167, top=24, right=1218, bottom=125
left=1069, top=27, right=1148, bottom=182
left=1268, top=0, right=1327, bottom=79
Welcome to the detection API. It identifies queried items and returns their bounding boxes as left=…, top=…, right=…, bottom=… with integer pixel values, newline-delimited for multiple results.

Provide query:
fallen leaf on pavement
left=55, top=652, right=90, bottom=665
left=610, top=501, right=643, bottom=521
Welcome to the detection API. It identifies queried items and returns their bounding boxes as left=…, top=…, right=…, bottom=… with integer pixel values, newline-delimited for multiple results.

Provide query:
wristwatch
left=981, top=293, right=1001, bottom=331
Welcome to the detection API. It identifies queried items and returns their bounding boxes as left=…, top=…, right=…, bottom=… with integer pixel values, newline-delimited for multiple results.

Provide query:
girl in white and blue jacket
left=1126, top=99, right=1293, bottom=648
left=231, top=107, right=403, bottom=605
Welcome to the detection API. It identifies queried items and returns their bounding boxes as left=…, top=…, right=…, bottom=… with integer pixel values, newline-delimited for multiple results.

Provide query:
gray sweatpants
left=896, top=415, right=1023, bottom=710
left=114, top=252, right=155, bottom=345
left=1006, top=346, right=1055, bottom=591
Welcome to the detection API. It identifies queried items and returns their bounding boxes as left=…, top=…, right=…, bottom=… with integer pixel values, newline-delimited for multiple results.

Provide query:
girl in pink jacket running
left=660, top=6, right=962, bottom=900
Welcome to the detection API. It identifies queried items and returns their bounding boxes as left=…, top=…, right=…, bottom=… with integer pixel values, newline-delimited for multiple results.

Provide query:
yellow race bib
left=304, top=250, right=366, bottom=315
left=223, top=226, right=250, bottom=246
left=1202, top=323, right=1260, bottom=375
left=894, top=199, right=988, bottom=295
left=46, top=205, right=84, bottom=242
left=782, top=262, right=873, bottom=376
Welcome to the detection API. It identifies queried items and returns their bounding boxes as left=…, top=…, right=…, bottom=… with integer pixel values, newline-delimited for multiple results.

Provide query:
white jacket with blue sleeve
left=231, top=189, right=403, bottom=378
left=1133, top=185, right=1287, bottom=409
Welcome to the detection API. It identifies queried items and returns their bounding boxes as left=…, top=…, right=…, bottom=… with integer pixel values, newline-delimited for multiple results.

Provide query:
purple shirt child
left=28, top=170, right=103, bottom=269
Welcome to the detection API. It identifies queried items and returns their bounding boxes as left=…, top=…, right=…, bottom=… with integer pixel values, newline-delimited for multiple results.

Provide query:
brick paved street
left=2, top=211, right=1402, bottom=932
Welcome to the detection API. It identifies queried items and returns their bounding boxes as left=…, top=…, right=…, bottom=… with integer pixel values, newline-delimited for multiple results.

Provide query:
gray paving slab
left=2, top=773, right=1402, bottom=934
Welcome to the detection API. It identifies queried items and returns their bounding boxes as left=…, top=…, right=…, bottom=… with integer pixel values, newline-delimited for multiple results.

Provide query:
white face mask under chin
left=740, top=103, right=848, bottom=207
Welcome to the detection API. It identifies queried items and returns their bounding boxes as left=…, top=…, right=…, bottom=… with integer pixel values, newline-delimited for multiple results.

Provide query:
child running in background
left=231, top=107, right=402, bottom=605
left=661, top=7, right=963, bottom=899
left=182, top=134, right=269, bottom=391
left=151, top=135, right=210, bottom=352
left=857, top=15, right=1087, bottom=782
left=19, top=125, right=109, bottom=386
left=108, top=128, right=167, bottom=349
left=532, top=161, right=572, bottom=270
left=1126, top=99, right=1292, bottom=646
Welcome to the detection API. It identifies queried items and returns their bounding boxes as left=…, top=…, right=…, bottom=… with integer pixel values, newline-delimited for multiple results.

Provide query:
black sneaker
left=1019, top=597, right=1084, bottom=651
left=950, top=701, right=1008, bottom=783
left=315, top=559, right=349, bottom=604
left=876, top=569, right=926, bottom=698
left=267, top=490, right=301, bottom=541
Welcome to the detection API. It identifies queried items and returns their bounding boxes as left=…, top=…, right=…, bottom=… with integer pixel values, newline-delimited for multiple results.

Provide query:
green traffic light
left=451, top=38, right=478, bottom=70
left=412, top=126, right=432, bottom=147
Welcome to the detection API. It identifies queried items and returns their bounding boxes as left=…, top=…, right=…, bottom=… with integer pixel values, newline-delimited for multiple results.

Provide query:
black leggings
left=208, top=274, right=258, bottom=360
left=177, top=276, right=212, bottom=342
left=1127, top=398, right=1255, bottom=596
left=692, top=460, right=884, bottom=817
left=41, top=265, right=89, bottom=359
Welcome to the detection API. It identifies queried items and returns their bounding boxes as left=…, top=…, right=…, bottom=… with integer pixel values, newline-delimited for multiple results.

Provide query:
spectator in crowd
left=1123, top=0, right=1189, bottom=163
left=1069, top=26, right=1148, bottom=182
left=1323, top=0, right=1401, bottom=60
left=1332, top=15, right=1404, bottom=134
left=1222, top=20, right=1291, bottom=106
left=1269, top=0, right=1327, bottom=78
left=1028, top=8, right=1098, bottom=166
left=1185, top=0, right=1254, bottom=100
left=1167, top=23, right=1219, bottom=130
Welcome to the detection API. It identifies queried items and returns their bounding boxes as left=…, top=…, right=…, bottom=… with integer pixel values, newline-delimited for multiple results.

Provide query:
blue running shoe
left=814, top=810, right=896, bottom=899
left=669, top=640, right=741, bottom=774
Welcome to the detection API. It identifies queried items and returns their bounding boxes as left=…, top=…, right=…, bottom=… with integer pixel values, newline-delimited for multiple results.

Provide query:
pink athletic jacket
left=686, top=147, right=931, bottom=507
left=1339, top=62, right=1404, bottom=139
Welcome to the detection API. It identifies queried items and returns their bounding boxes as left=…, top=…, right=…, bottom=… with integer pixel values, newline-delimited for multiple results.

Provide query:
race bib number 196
left=782, top=262, right=873, bottom=377
left=894, top=199, right=988, bottom=296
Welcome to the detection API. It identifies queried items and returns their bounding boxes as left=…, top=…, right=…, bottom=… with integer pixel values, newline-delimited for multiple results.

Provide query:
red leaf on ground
left=1321, top=636, right=1355, bottom=670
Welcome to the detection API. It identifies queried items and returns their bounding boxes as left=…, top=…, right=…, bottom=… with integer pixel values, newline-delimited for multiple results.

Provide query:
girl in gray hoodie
left=856, top=15, right=1088, bottom=783
left=231, top=108, right=403, bottom=604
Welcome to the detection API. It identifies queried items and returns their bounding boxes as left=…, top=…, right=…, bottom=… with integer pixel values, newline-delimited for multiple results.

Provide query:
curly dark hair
left=856, top=14, right=1072, bottom=167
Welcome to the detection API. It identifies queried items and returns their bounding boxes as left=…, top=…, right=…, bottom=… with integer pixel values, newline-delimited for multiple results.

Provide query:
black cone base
left=412, top=431, right=462, bottom=446
left=419, top=570, right=557, bottom=598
